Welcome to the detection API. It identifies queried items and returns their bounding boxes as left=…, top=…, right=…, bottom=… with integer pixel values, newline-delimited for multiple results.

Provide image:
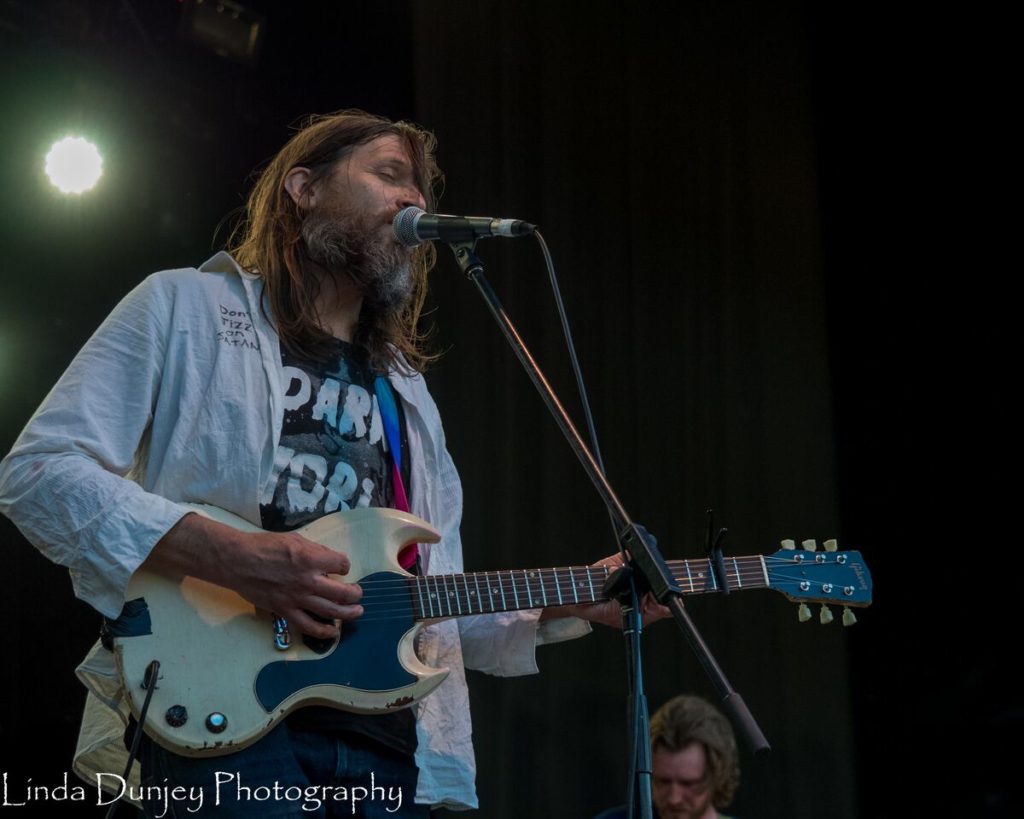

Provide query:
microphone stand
left=445, top=239, right=770, bottom=819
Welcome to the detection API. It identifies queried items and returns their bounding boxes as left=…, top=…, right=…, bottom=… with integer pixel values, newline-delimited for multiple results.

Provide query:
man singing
left=0, top=110, right=657, bottom=816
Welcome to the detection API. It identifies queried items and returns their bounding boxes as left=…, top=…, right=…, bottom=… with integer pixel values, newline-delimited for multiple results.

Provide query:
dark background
left=0, top=1, right=1010, bottom=817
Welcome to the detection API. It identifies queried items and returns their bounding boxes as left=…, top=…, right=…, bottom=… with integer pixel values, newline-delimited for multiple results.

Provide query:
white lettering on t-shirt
left=261, top=445, right=296, bottom=505
left=286, top=453, right=328, bottom=512
left=311, top=378, right=341, bottom=427
left=282, top=367, right=311, bottom=411
left=324, top=460, right=357, bottom=512
left=337, top=385, right=372, bottom=438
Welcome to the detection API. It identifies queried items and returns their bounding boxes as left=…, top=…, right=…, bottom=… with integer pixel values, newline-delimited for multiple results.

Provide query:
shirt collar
left=198, top=250, right=258, bottom=279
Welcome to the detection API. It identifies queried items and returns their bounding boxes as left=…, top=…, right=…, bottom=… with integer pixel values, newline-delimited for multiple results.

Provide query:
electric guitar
left=114, top=504, right=873, bottom=757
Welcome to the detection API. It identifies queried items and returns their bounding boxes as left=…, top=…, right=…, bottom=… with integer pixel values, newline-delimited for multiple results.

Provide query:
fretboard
left=410, top=556, right=771, bottom=620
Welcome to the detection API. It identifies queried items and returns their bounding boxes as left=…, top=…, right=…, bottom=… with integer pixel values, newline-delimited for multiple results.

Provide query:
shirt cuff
left=537, top=615, right=592, bottom=646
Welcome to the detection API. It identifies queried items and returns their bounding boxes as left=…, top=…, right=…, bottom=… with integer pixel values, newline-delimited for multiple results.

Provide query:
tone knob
left=206, top=713, right=228, bottom=733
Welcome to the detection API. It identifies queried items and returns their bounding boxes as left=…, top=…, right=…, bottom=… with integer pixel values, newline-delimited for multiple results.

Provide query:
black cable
left=533, top=231, right=625, bottom=553
left=104, top=660, right=160, bottom=819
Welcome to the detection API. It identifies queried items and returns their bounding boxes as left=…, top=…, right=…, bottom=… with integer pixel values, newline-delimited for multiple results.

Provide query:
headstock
left=770, top=538, right=872, bottom=625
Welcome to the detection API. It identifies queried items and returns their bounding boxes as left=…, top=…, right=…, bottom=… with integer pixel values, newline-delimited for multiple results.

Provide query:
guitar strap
left=374, top=375, right=418, bottom=570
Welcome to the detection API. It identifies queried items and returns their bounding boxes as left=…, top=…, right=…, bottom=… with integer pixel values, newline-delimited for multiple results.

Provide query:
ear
left=284, top=166, right=316, bottom=209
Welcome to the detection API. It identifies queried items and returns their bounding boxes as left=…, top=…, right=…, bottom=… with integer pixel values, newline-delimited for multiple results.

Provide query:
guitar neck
left=409, top=556, right=770, bottom=620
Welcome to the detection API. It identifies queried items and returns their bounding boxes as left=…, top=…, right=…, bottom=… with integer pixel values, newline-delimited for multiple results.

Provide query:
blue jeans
left=139, top=723, right=429, bottom=817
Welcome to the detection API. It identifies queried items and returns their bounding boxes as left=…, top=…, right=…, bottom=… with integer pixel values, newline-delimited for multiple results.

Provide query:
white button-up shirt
left=0, top=252, right=589, bottom=810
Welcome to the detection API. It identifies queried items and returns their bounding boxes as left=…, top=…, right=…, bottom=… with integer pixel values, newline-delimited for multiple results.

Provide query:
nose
left=666, top=784, right=688, bottom=807
left=398, top=185, right=427, bottom=212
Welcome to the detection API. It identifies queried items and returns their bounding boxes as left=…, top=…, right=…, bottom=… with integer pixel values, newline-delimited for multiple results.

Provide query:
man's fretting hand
left=540, top=551, right=672, bottom=630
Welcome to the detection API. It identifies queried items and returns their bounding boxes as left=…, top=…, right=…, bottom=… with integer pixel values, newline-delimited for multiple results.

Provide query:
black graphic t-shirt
left=260, top=340, right=396, bottom=529
left=260, top=338, right=415, bottom=756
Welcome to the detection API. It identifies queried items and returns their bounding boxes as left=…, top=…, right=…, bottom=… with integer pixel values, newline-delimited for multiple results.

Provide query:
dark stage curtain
left=411, top=3, right=854, bottom=818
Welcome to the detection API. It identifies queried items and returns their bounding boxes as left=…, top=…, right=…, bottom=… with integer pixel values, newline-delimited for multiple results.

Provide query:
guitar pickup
left=301, top=611, right=337, bottom=655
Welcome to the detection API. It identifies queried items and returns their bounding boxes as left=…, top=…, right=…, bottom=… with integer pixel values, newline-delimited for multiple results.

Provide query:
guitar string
left=325, top=580, right=863, bottom=626
left=288, top=579, right=862, bottom=628
left=347, top=558, right=828, bottom=595
left=349, top=555, right=836, bottom=590
left=346, top=560, right=839, bottom=602
left=316, top=572, right=854, bottom=624
left=349, top=553, right=848, bottom=588
left=349, top=568, right=769, bottom=602
left=264, top=556, right=858, bottom=626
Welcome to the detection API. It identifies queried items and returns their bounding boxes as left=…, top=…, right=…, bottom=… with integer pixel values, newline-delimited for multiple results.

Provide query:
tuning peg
left=824, top=539, right=838, bottom=552
left=819, top=604, right=834, bottom=625
left=842, top=606, right=857, bottom=627
left=802, top=539, right=817, bottom=551
left=781, top=539, right=796, bottom=550
left=798, top=604, right=811, bottom=622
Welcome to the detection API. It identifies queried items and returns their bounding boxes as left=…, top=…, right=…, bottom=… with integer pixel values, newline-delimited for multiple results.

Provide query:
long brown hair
left=228, top=110, right=443, bottom=374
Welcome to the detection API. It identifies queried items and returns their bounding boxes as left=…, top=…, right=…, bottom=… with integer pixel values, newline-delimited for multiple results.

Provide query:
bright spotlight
left=44, top=137, right=104, bottom=194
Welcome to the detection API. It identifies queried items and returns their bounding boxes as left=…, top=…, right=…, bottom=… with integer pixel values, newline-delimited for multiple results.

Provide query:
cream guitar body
left=115, top=504, right=443, bottom=757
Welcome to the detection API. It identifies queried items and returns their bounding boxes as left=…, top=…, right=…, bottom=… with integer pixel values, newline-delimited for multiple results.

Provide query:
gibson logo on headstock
left=850, top=562, right=870, bottom=591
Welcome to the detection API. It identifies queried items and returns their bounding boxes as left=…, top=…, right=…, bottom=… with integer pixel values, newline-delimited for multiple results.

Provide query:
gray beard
left=301, top=204, right=414, bottom=311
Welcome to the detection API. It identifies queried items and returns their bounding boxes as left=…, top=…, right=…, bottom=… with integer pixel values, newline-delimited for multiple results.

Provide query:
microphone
left=393, top=206, right=536, bottom=248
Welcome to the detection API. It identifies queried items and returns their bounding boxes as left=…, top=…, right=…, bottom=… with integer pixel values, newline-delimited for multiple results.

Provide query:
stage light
left=44, top=137, right=103, bottom=194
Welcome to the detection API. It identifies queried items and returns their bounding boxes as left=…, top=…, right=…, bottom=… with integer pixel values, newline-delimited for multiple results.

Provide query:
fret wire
left=497, top=571, right=508, bottom=611
left=445, top=574, right=454, bottom=616
left=524, top=569, right=534, bottom=608
left=437, top=575, right=448, bottom=616
left=413, top=577, right=423, bottom=619
left=568, top=567, right=579, bottom=604
left=437, top=575, right=446, bottom=616
left=451, top=573, right=461, bottom=613
left=706, top=560, right=717, bottom=591
left=429, top=575, right=440, bottom=618
left=473, top=572, right=483, bottom=615
left=508, top=570, right=520, bottom=610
